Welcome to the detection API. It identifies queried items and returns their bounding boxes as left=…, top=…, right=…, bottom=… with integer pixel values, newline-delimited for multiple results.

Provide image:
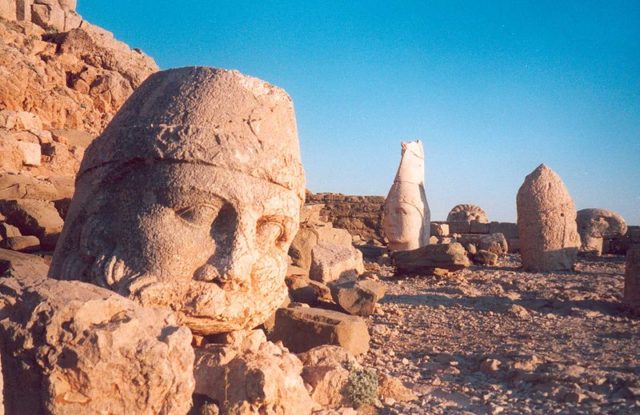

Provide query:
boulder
left=328, top=278, right=386, bottom=316
left=447, top=204, right=488, bottom=223
left=516, top=164, right=580, bottom=272
left=458, top=233, right=507, bottom=255
left=624, top=245, right=640, bottom=313
left=430, top=222, right=449, bottom=237
left=290, top=226, right=353, bottom=271
left=0, top=199, right=63, bottom=249
left=0, top=247, right=49, bottom=279
left=2, top=235, right=40, bottom=252
left=309, top=243, right=364, bottom=283
left=298, top=345, right=357, bottom=408
left=0, top=173, right=60, bottom=200
left=377, top=373, right=417, bottom=403
left=0, top=274, right=194, bottom=415
left=270, top=307, right=370, bottom=355
left=577, top=208, right=627, bottom=256
left=16, top=140, right=41, bottom=166
left=473, top=250, right=498, bottom=266
left=393, top=242, right=470, bottom=274
left=194, top=330, right=315, bottom=415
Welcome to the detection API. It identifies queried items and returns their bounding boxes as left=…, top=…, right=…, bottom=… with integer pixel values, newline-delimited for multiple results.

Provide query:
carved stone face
left=49, top=67, right=305, bottom=334
left=70, top=163, right=299, bottom=333
left=382, top=140, right=430, bottom=252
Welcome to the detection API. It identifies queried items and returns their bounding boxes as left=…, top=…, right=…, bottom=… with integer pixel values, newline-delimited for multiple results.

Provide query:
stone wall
left=305, top=193, right=385, bottom=242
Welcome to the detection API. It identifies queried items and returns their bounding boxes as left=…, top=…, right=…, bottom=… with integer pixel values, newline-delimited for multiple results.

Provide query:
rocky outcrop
left=0, top=5, right=157, bottom=136
left=517, top=164, right=580, bottom=272
left=0, top=273, right=194, bottom=414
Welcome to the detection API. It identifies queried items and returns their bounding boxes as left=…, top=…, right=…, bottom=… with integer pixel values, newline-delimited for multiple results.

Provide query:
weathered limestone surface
left=0, top=247, right=49, bottom=278
left=624, top=244, right=640, bottom=313
left=328, top=278, right=386, bottom=316
left=393, top=242, right=470, bottom=274
left=270, top=307, right=370, bottom=355
left=298, top=345, right=358, bottom=408
left=516, top=164, right=580, bottom=272
left=309, top=242, right=365, bottom=283
left=0, top=274, right=194, bottom=415
left=447, top=204, right=489, bottom=223
left=0, top=5, right=157, bottom=135
left=577, top=208, right=627, bottom=256
left=0, top=198, right=63, bottom=248
left=49, top=67, right=305, bottom=335
left=382, top=140, right=430, bottom=251
left=194, top=330, right=315, bottom=415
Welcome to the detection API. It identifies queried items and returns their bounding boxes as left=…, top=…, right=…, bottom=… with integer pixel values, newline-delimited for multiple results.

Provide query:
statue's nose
left=193, top=217, right=254, bottom=287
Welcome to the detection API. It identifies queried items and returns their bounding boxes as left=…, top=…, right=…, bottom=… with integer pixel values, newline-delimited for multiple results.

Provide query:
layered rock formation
left=516, top=164, right=580, bottom=272
left=382, top=140, right=430, bottom=251
left=0, top=2, right=157, bottom=135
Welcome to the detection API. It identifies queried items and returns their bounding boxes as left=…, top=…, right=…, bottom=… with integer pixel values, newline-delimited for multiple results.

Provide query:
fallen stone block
left=270, top=307, right=370, bottom=355
left=473, top=249, right=498, bottom=266
left=430, top=222, right=450, bottom=237
left=329, top=278, right=386, bottom=316
left=0, top=199, right=64, bottom=249
left=393, top=242, right=470, bottom=274
left=2, top=235, right=40, bottom=252
left=310, top=242, right=364, bottom=283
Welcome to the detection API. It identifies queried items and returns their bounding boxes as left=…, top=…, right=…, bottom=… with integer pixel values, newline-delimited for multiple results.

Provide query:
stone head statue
left=49, top=67, right=305, bottom=334
left=382, top=140, right=430, bottom=251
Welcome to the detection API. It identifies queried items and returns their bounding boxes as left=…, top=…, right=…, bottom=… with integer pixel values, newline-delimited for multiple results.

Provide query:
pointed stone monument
left=382, top=140, right=430, bottom=251
left=516, top=164, right=580, bottom=271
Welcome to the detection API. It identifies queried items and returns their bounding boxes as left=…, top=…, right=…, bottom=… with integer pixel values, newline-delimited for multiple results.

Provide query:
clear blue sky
left=78, top=1, right=640, bottom=224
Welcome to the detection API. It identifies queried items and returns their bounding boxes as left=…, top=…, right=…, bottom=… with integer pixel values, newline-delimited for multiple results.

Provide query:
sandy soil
left=364, top=254, right=639, bottom=414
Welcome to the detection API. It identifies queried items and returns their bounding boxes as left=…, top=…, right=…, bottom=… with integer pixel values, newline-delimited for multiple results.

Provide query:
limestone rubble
left=0, top=273, right=194, bottom=414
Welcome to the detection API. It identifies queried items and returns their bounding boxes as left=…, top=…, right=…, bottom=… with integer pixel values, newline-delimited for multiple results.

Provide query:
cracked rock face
left=382, top=140, right=430, bottom=252
left=49, top=67, right=305, bottom=335
left=516, top=164, right=580, bottom=272
left=0, top=274, right=194, bottom=415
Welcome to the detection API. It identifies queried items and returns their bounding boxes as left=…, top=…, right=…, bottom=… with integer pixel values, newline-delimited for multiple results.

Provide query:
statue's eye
left=256, top=218, right=285, bottom=246
left=176, top=204, right=220, bottom=227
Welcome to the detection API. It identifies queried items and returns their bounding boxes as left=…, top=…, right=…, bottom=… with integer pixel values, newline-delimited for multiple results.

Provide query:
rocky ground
left=363, top=254, right=639, bottom=415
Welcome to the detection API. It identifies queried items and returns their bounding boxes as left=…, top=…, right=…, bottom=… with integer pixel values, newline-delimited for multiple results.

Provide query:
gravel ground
left=363, top=254, right=639, bottom=415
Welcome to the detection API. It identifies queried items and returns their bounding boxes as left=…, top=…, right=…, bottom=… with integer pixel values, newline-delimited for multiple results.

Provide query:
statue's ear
left=401, top=142, right=407, bottom=151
